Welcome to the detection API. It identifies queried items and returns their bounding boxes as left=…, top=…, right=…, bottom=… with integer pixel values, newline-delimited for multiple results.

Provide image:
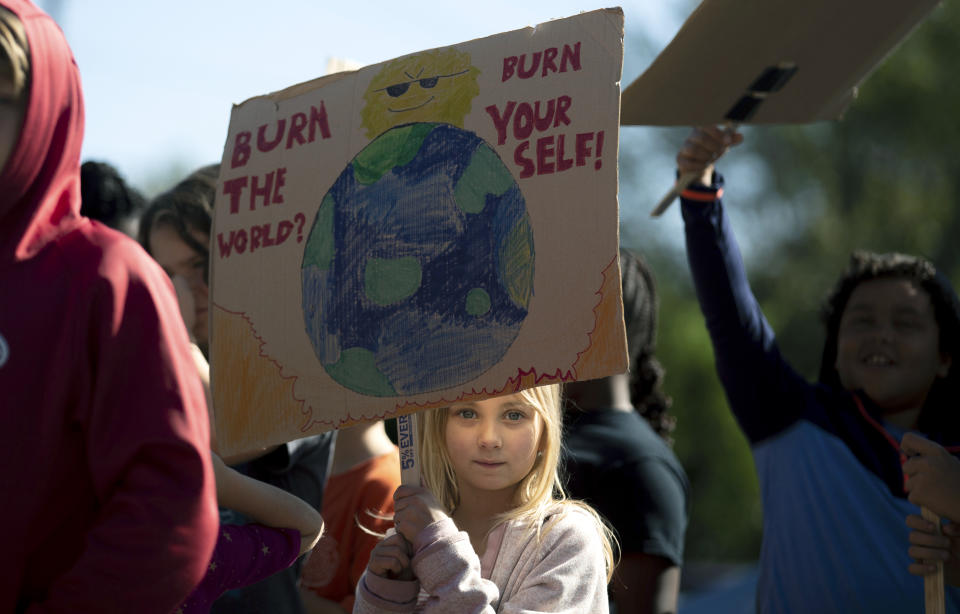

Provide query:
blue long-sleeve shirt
left=681, top=184, right=960, bottom=613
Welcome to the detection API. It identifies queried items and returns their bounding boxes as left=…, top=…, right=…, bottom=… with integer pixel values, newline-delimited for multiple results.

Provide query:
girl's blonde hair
left=0, top=6, right=28, bottom=99
left=417, top=383, right=616, bottom=581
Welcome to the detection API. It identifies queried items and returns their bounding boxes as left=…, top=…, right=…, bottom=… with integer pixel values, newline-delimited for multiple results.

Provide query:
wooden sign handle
left=650, top=170, right=700, bottom=217
left=651, top=122, right=740, bottom=218
left=923, top=506, right=946, bottom=614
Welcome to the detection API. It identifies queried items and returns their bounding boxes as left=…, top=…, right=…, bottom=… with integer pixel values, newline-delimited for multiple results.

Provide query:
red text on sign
left=222, top=168, right=287, bottom=214
left=230, top=102, right=331, bottom=169
left=513, top=131, right=604, bottom=178
left=501, top=42, right=581, bottom=82
left=485, top=97, right=572, bottom=146
left=216, top=212, right=307, bottom=259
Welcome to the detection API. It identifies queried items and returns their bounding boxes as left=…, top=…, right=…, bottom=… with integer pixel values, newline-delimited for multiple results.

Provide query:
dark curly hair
left=80, top=161, right=147, bottom=235
left=138, top=164, right=219, bottom=285
left=819, top=250, right=960, bottom=437
left=619, top=248, right=675, bottom=441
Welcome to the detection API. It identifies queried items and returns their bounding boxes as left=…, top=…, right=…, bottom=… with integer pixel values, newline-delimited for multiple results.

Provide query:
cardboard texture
left=621, top=0, right=942, bottom=126
left=210, top=8, right=628, bottom=457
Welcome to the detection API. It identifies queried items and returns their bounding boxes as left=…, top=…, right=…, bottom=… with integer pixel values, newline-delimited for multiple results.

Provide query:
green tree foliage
left=655, top=259, right=763, bottom=561
left=749, top=0, right=960, bottom=380
left=620, top=1, right=960, bottom=563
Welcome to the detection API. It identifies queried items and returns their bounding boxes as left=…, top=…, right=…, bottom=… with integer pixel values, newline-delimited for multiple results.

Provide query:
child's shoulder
left=539, top=501, right=607, bottom=544
left=508, top=501, right=610, bottom=578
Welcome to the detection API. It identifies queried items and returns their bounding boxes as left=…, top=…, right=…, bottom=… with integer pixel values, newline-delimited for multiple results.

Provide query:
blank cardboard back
left=621, top=0, right=941, bottom=126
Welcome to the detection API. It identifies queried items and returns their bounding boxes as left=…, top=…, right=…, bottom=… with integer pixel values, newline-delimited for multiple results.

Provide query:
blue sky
left=37, top=1, right=691, bottom=194
left=30, top=1, right=947, bottom=261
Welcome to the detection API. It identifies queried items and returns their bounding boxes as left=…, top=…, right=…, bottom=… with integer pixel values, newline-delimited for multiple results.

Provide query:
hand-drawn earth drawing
left=301, top=48, right=534, bottom=396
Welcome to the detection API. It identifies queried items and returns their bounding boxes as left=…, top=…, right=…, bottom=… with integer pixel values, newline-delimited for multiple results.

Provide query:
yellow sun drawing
left=361, top=47, right=480, bottom=138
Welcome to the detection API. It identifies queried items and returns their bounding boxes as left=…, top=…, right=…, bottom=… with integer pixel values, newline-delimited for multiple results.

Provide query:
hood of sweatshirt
left=0, top=0, right=84, bottom=265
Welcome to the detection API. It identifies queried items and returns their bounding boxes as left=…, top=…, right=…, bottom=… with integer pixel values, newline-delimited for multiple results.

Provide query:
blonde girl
left=353, top=384, right=615, bottom=613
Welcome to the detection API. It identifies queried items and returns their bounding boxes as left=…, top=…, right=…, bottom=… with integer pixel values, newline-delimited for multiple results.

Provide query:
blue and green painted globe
left=301, top=123, right=534, bottom=396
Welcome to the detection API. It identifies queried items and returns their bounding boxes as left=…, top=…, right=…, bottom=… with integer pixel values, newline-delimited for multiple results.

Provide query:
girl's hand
left=393, top=485, right=448, bottom=545
left=902, top=432, right=960, bottom=521
left=906, top=514, right=960, bottom=587
left=676, top=125, right=743, bottom=187
left=367, top=531, right=414, bottom=581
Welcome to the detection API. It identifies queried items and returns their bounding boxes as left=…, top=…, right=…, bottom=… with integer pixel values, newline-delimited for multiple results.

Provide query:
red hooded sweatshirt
left=0, top=1, right=218, bottom=611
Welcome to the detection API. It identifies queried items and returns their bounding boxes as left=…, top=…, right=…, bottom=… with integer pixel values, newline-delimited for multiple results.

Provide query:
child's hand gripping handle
left=923, top=506, right=946, bottom=614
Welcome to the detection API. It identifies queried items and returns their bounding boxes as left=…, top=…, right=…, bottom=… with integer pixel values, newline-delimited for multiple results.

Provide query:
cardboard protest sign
left=209, top=8, right=627, bottom=457
left=620, top=0, right=942, bottom=126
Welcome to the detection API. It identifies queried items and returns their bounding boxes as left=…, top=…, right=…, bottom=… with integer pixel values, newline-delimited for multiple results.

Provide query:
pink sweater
left=354, top=504, right=609, bottom=613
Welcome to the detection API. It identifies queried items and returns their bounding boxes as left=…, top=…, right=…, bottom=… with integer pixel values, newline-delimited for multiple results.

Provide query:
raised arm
left=678, top=126, right=814, bottom=444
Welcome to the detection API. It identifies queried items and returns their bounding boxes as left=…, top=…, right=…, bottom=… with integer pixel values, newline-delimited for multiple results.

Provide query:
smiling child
left=675, top=125, right=960, bottom=612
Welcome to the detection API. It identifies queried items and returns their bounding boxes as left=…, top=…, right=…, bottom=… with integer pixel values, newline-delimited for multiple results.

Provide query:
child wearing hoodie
left=0, top=1, right=217, bottom=611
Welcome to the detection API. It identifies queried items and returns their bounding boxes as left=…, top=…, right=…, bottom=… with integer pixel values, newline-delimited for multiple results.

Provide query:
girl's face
left=445, top=393, right=544, bottom=501
left=835, top=277, right=952, bottom=415
left=149, top=223, right=210, bottom=346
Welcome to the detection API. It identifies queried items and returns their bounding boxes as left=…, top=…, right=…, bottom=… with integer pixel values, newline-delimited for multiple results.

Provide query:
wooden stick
left=650, top=171, right=700, bottom=218
left=650, top=122, right=739, bottom=218
left=923, top=506, right=946, bottom=614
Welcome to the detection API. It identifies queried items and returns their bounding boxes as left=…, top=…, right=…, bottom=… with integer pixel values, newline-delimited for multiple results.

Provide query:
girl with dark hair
left=676, top=125, right=960, bottom=612
left=140, top=164, right=337, bottom=614
left=139, top=164, right=218, bottom=353
left=562, top=248, right=689, bottom=614
left=619, top=247, right=676, bottom=439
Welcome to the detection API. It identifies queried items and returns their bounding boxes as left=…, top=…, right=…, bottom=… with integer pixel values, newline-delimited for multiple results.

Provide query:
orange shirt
left=301, top=448, right=401, bottom=611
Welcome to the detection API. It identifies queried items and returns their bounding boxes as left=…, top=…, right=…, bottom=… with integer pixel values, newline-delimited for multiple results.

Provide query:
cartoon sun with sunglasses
left=361, top=47, right=480, bottom=137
